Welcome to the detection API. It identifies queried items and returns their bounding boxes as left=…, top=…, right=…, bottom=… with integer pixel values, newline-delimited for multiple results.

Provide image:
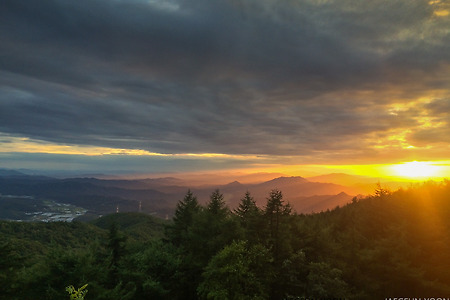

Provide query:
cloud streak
left=1, top=0, right=449, bottom=169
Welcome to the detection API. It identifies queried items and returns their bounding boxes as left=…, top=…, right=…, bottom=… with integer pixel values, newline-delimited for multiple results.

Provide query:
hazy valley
left=0, top=168, right=393, bottom=222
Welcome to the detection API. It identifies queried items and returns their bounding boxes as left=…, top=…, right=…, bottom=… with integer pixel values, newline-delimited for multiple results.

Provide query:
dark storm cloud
left=1, top=0, right=449, bottom=159
left=408, top=98, right=450, bottom=146
left=425, top=98, right=450, bottom=116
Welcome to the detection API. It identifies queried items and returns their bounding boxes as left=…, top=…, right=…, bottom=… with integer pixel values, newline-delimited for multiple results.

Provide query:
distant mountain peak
left=337, top=191, right=350, bottom=196
left=225, top=181, right=242, bottom=187
left=263, top=176, right=308, bottom=185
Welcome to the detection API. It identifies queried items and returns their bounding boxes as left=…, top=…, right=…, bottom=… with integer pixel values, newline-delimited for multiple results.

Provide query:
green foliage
left=166, top=190, right=201, bottom=247
left=124, top=240, right=182, bottom=299
left=0, top=240, right=22, bottom=296
left=169, top=190, right=242, bottom=299
left=264, top=189, right=293, bottom=262
left=187, top=190, right=241, bottom=265
left=206, top=189, right=228, bottom=217
left=66, top=284, right=88, bottom=300
left=107, top=222, right=127, bottom=287
left=306, top=262, right=347, bottom=298
left=234, top=191, right=264, bottom=245
left=198, top=241, right=272, bottom=300
left=1, top=182, right=450, bottom=299
left=92, top=212, right=167, bottom=241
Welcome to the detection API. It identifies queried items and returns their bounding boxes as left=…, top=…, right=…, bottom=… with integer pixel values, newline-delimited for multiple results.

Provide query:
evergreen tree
left=264, top=189, right=292, bottom=261
left=207, top=189, right=228, bottom=217
left=234, top=191, right=259, bottom=219
left=264, top=189, right=293, bottom=300
left=166, top=190, right=200, bottom=246
left=168, top=189, right=230, bottom=300
left=187, top=189, right=233, bottom=263
left=234, top=191, right=263, bottom=244
left=2, top=182, right=450, bottom=299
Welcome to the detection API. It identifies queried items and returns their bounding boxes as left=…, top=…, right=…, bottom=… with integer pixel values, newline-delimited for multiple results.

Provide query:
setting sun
left=391, top=161, right=443, bottom=179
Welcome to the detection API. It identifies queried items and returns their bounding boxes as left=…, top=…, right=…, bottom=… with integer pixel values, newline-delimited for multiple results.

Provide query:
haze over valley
left=0, top=168, right=428, bottom=222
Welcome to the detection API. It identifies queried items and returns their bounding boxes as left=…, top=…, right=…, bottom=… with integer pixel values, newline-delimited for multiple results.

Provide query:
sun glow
left=391, top=161, right=443, bottom=179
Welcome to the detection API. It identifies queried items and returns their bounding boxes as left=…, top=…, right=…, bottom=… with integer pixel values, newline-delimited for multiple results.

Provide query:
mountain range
left=0, top=169, right=385, bottom=220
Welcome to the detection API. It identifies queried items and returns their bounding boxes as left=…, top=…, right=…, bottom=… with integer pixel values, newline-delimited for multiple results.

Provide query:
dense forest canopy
left=1, top=181, right=450, bottom=299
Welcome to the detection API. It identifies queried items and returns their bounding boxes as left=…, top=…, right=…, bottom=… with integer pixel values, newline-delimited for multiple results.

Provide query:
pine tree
left=206, top=189, right=228, bottom=217
left=234, top=191, right=259, bottom=219
left=166, top=190, right=200, bottom=246
left=187, top=189, right=236, bottom=265
left=264, top=189, right=293, bottom=300
left=265, top=189, right=292, bottom=254
left=234, top=191, right=263, bottom=244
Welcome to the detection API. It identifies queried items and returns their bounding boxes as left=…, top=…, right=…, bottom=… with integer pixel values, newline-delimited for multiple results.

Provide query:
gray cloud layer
left=1, top=0, right=449, bottom=163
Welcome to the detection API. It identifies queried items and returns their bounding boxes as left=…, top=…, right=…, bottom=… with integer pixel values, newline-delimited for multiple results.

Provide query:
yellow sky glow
left=2, top=135, right=449, bottom=181
left=429, top=0, right=450, bottom=16
left=272, top=162, right=450, bottom=181
left=390, top=161, right=445, bottom=178
left=434, top=9, right=449, bottom=16
left=0, top=135, right=259, bottom=159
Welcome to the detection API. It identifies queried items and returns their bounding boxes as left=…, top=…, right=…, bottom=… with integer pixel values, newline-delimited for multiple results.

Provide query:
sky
left=1, top=0, right=450, bottom=179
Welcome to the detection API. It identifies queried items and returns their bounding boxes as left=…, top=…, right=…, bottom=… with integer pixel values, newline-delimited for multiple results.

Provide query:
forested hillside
left=1, top=181, right=450, bottom=299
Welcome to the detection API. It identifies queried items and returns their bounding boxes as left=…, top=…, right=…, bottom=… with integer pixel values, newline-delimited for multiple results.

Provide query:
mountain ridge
left=0, top=169, right=390, bottom=220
